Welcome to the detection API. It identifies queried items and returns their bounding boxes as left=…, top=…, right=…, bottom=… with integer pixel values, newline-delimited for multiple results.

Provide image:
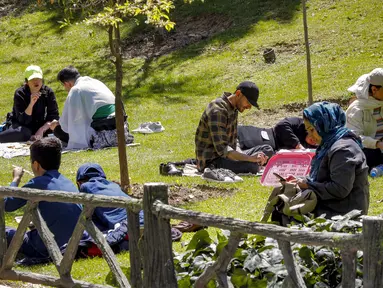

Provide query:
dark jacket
left=12, top=85, right=59, bottom=134
left=6, top=170, right=85, bottom=257
left=80, top=177, right=130, bottom=231
left=274, top=117, right=312, bottom=150
left=307, top=138, right=369, bottom=218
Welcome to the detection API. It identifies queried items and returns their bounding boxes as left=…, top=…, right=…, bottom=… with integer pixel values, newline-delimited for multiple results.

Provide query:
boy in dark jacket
left=76, top=163, right=144, bottom=252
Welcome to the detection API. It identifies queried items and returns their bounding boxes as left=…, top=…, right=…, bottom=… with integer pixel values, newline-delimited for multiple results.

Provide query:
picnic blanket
left=0, top=142, right=140, bottom=159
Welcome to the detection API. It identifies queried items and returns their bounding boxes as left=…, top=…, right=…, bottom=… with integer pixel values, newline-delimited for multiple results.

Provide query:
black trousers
left=208, top=144, right=274, bottom=174
left=363, top=148, right=383, bottom=171
left=0, top=124, right=32, bottom=143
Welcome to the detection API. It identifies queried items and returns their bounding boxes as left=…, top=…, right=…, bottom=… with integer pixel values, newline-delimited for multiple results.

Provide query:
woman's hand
left=286, top=176, right=309, bottom=189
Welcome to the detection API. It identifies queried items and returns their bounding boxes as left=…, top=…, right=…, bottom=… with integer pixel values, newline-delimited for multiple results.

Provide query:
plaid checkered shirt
left=195, top=93, right=238, bottom=171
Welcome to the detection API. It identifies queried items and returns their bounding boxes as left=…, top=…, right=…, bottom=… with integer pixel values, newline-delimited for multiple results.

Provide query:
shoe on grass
left=202, top=168, right=234, bottom=183
left=217, top=168, right=243, bottom=182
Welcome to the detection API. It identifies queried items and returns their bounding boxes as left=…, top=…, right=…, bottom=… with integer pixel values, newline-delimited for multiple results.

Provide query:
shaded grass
left=0, top=0, right=382, bottom=285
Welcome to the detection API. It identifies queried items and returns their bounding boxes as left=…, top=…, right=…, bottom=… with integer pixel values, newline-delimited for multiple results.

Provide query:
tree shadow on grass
left=122, top=0, right=302, bottom=101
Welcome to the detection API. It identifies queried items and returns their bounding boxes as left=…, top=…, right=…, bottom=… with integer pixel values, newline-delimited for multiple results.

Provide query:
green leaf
left=178, top=275, right=191, bottom=288
left=186, top=229, right=213, bottom=251
left=247, top=277, right=267, bottom=288
left=230, top=268, right=248, bottom=287
left=299, top=246, right=314, bottom=266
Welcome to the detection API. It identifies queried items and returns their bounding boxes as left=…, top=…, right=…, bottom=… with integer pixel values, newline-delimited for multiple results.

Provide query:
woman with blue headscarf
left=288, top=102, right=369, bottom=218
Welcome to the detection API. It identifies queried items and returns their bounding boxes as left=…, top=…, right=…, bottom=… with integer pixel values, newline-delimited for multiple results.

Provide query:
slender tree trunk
left=109, top=24, right=131, bottom=193
left=302, top=0, right=313, bottom=105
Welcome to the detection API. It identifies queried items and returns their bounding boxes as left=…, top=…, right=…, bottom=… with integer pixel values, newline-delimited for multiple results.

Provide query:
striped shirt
left=373, top=107, right=383, bottom=139
left=195, top=93, right=238, bottom=171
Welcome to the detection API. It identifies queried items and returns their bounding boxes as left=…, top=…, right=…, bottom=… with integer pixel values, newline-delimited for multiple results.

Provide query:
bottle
left=370, top=164, right=383, bottom=178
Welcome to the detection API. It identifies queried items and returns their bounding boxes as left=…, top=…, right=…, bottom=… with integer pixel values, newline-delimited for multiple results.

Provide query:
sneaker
left=217, top=168, right=243, bottom=182
left=132, top=122, right=165, bottom=134
left=202, top=168, right=234, bottom=183
left=147, top=122, right=165, bottom=133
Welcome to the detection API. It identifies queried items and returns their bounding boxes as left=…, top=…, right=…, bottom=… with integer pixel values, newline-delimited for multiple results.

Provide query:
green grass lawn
left=0, top=0, right=383, bottom=286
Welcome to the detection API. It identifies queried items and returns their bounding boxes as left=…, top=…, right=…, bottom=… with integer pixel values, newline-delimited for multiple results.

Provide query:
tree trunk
left=109, top=23, right=131, bottom=193
left=302, top=0, right=313, bottom=105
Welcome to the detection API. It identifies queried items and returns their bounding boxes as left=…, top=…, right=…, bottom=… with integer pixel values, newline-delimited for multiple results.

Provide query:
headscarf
left=303, top=102, right=362, bottom=181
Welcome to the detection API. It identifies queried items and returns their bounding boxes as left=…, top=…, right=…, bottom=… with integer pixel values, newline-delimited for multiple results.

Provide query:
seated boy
left=6, top=138, right=89, bottom=263
left=76, top=163, right=144, bottom=253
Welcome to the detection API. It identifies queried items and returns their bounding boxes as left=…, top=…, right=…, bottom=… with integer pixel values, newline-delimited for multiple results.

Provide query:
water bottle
left=370, top=164, right=383, bottom=178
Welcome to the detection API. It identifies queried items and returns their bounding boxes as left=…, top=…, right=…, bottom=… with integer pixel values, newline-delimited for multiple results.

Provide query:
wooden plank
left=363, top=216, right=383, bottom=288
left=0, top=199, right=6, bottom=267
left=0, top=269, right=112, bottom=287
left=278, top=240, right=306, bottom=288
left=195, top=232, right=243, bottom=288
left=59, top=206, right=95, bottom=279
left=85, top=219, right=131, bottom=288
left=127, top=209, right=142, bottom=288
left=0, top=186, right=142, bottom=213
left=31, top=207, right=63, bottom=269
left=153, top=201, right=363, bottom=250
left=142, top=183, right=177, bottom=288
left=341, top=249, right=357, bottom=288
left=1, top=201, right=37, bottom=271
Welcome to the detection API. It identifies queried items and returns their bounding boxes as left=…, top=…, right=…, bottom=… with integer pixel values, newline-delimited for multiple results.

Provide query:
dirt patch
left=123, top=13, right=232, bottom=59
left=131, top=183, right=236, bottom=206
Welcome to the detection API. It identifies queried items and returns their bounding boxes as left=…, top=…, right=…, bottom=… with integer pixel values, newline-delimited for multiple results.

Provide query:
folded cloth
left=171, top=227, right=183, bottom=241
left=172, top=221, right=206, bottom=233
left=132, top=122, right=165, bottom=134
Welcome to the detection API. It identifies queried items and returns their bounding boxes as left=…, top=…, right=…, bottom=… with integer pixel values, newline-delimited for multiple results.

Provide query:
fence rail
left=0, top=183, right=381, bottom=288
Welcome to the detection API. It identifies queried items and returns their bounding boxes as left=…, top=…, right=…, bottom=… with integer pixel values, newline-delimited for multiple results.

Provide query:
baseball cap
left=368, top=68, right=383, bottom=86
left=25, top=65, right=43, bottom=81
left=236, top=81, right=260, bottom=108
left=76, top=163, right=106, bottom=181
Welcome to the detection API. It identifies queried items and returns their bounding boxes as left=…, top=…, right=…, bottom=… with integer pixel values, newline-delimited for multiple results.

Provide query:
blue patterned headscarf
left=303, top=102, right=362, bottom=181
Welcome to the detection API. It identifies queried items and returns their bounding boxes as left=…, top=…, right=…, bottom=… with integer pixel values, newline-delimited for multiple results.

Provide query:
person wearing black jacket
left=237, top=117, right=317, bottom=153
left=0, top=65, right=59, bottom=143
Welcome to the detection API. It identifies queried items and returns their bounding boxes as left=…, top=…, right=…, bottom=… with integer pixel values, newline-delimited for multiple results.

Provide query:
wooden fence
left=0, top=183, right=381, bottom=287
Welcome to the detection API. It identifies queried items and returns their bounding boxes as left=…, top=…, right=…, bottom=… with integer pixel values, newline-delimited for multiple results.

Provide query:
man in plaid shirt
left=195, top=81, right=270, bottom=174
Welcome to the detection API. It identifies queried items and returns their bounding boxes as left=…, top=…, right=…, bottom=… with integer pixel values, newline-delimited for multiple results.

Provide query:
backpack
left=261, top=182, right=317, bottom=223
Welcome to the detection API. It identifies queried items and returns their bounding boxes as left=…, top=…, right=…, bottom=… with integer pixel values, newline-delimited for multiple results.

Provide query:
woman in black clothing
left=0, top=65, right=59, bottom=143
left=237, top=117, right=317, bottom=153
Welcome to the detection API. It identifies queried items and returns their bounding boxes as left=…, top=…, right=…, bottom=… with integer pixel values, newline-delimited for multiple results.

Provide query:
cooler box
left=260, top=150, right=315, bottom=187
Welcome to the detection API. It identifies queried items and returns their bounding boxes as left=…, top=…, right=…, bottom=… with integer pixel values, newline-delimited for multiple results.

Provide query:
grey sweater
left=308, top=137, right=369, bottom=218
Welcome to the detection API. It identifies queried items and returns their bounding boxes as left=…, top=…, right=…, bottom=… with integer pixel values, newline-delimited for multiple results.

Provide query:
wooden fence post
left=127, top=209, right=142, bottom=288
left=0, top=199, right=6, bottom=267
left=363, top=216, right=383, bottom=288
left=278, top=240, right=306, bottom=288
left=142, top=183, right=177, bottom=288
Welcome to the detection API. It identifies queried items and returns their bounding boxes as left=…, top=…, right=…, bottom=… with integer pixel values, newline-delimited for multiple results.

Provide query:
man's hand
left=49, top=120, right=59, bottom=131
left=377, top=141, right=383, bottom=150
left=251, top=152, right=268, bottom=166
left=12, top=166, right=24, bottom=186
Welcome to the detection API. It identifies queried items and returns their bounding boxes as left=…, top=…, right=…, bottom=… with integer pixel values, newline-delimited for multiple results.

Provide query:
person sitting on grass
left=286, top=102, right=369, bottom=219
left=0, top=65, right=59, bottom=143
left=237, top=117, right=317, bottom=154
left=49, top=66, right=133, bottom=150
left=195, top=81, right=271, bottom=176
left=346, top=68, right=383, bottom=171
left=5, top=137, right=89, bottom=265
left=76, top=163, right=144, bottom=253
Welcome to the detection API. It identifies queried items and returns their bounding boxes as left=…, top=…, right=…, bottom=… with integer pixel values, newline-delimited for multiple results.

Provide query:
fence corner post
left=363, top=216, right=383, bottom=288
left=142, top=183, right=177, bottom=288
left=0, top=199, right=6, bottom=267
